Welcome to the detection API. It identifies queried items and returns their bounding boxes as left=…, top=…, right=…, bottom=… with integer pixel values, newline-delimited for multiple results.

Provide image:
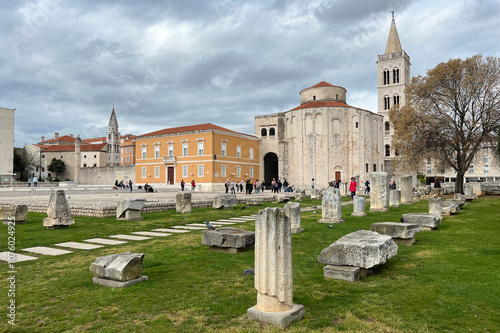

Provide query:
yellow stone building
left=135, top=123, right=260, bottom=191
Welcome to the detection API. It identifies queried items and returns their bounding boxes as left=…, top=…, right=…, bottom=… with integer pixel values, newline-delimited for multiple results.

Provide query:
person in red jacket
left=349, top=177, right=357, bottom=199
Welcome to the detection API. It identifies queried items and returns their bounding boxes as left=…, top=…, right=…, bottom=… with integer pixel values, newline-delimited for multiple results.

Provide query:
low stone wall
left=79, top=165, right=135, bottom=185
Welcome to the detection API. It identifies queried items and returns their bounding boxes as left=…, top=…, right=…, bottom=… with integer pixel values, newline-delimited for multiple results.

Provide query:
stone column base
left=369, top=208, right=389, bottom=212
left=394, top=237, right=416, bottom=246
left=247, top=303, right=305, bottom=328
left=209, top=244, right=254, bottom=253
left=324, top=265, right=360, bottom=282
left=92, top=275, right=148, bottom=288
left=318, top=219, right=345, bottom=223
left=351, top=212, right=367, bottom=217
left=291, top=228, right=304, bottom=234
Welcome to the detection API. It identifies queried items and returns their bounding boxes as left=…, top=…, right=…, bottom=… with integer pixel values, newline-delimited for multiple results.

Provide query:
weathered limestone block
left=319, top=187, right=344, bottom=223
left=442, top=200, right=460, bottom=215
left=318, top=230, right=398, bottom=269
left=323, top=265, right=361, bottom=282
left=370, top=172, right=389, bottom=211
left=1, top=204, right=28, bottom=225
left=294, top=187, right=306, bottom=201
left=389, top=189, right=400, bottom=207
left=351, top=196, right=366, bottom=217
left=247, top=207, right=304, bottom=327
left=202, top=227, right=255, bottom=253
left=284, top=201, right=303, bottom=234
left=428, top=197, right=443, bottom=221
left=401, top=213, right=440, bottom=230
left=176, top=192, right=192, bottom=213
left=275, top=194, right=293, bottom=203
left=213, top=194, right=237, bottom=209
left=470, top=182, right=482, bottom=197
left=400, top=176, right=413, bottom=204
left=464, top=188, right=473, bottom=196
left=116, top=199, right=146, bottom=220
left=370, top=222, right=419, bottom=245
left=449, top=198, right=466, bottom=208
left=90, top=252, right=147, bottom=287
left=339, top=182, right=347, bottom=196
left=311, top=188, right=320, bottom=200
left=43, top=190, right=75, bottom=228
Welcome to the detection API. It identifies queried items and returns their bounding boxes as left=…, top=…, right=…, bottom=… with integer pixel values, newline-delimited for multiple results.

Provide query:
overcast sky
left=1, top=0, right=499, bottom=147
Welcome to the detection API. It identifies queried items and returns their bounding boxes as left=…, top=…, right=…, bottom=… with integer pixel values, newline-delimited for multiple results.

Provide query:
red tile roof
left=138, top=123, right=256, bottom=138
left=39, top=135, right=76, bottom=144
left=289, top=101, right=349, bottom=111
left=42, top=143, right=107, bottom=152
left=299, top=81, right=346, bottom=94
left=82, top=137, right=106, bottom=143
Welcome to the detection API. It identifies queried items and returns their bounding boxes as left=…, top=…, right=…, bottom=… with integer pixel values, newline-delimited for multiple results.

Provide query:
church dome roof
left=299, top=80, right=347, bottom=105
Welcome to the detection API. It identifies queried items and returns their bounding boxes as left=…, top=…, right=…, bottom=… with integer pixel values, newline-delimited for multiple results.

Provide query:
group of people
left=180, top=180, right=196, bottom=192
left=222, top=179, right=266, bottom=195
left=27, top=176, right=38, bottom=187
left=271, top=179, right=292, bottom=193
left=114, top=179, right=133, bottom=192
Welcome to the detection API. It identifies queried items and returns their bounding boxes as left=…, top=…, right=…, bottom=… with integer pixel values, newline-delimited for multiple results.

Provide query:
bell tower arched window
left=261, top=128, right=267, bottom=137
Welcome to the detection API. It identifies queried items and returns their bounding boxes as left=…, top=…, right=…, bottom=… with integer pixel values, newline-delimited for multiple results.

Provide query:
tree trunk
left=455, top=173, right=465, bottom=194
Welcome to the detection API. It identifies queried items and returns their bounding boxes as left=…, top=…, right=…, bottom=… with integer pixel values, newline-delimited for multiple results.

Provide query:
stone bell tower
left=106, top=106, right=121, bottom=166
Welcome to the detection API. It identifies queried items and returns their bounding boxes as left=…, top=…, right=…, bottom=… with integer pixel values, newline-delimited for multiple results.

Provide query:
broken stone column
left=116, top=199, right=146, bottom=221
left=400, top=176, right=413, bottom=204
left=370, top=172, right=389, bottom=212
left=43, top=190, right=75, bottom=228
left=470, top=182, right=482, bottom=197
left=284, top=201, right=303, bottom=234
left=176, top=192, right=192, bottom=213
left=339, top=182, right=347, bottom=196
left=311, top=188, right=320, bottom=200
left=354, top=174, right=360, bottom=191
left=1, top=204, right=28, bottom=225
left=351, top=195, right=366, bottom=217
left=389, top=189, right=400, bottom=207
left=294, top=187, right=306, bottom=201
left=90, top=251, right=148, bottom=288
left=319, top=187, right=344, bottom=223
left=428, top=197, right=443, bottom=221
left=247, top=207, right=305, bottom=327
left=213, top=194, right=237, bottom=209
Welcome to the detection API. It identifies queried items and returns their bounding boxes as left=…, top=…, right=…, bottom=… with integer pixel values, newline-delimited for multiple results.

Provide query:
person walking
left=28, top=178, right=31, bottom=187
left=33, top=176, right=38, bottom=187
left=349, top=177, right=357, bottom=199
left=180, top=180, right=185, bottom=191
left=191, top=180, right=196, bottom=192
left=230, top=180, right=235, bottom=194
left=225, top=180, right=229, bottom=193
left=365, top=180, right=370, bottom=194
left=129, top=180, right=133, bottom=192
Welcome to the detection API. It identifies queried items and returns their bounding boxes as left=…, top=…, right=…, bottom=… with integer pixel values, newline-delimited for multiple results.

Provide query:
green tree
left=48, top=158, right=66, bottom=179
left=390, top=54, right=500, bottom=194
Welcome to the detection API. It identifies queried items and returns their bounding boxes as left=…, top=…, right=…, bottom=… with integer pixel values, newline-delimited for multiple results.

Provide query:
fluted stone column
left=428, top=197, right=442, bottom=221
left=389, top=190, right=400, bottom=207
left=248, top=207, right=304, bottom=327
left=351, top=195, right=366, bottom=217
left=370, top=172, right=389, bottom=212
left=284, top=202, right=303, bottom=234
left=339, top=182, right=347, bottom=196
left=319, top=187, right=344, bottom=223
left=176, top=192, right=191, bottom=213
left=311, top=188, right=320, bottom=200
left=400, top=176, right=413, bottom=204
left=354, top=174, right=360, bottom=191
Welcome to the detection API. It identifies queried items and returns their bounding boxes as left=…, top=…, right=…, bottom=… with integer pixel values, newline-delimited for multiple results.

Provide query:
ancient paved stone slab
left=207, top=221, right=235, bottom=225
left=171, top=225, right=206, bottom=230
left=370, top=222, right=419, bottom=239
left=401, top=213, right=441, bottom=229
left=229, top=217, right=254, bottom=221
left=22, top=246, right=73, bottom=256
left=323, top=265, right=361, bottom=282
left=109, top=234, right=152, bottom=241
left=131, top=231, right=171, bottom=237
left=217, top=219, right=249, bottom=223
left=0, top=252, right=38, bottom=262
left=151, top=228, right=191, bottom=233
left=55, top=242, right=104, bottom=250
left=93, top=275, right=148, bottom=288
left=84, top=238, right=128, bottom=245
left=202, top=227, right=255, bottom=249
left=188, top=223, right=226, bottom=227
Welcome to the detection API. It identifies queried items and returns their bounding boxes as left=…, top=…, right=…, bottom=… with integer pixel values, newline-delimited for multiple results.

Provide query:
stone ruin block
left=389, top=189, right=400, bottom=207
left=294, top=187, right=306, bottom=201
left=449, top=198, right=466, bottom=208
left=1, top=204, right=28, bottom=225
left=469, top=182, right=482, bottom=197
left=213, top=194, right=238, bottom=209
left=90, top=251, right=147, bottom=288
left=401, top=213, right=440, bottom=230
left=370, top=172, right=389, bottom=211
left=323, top=265, right=361, bottom=282
left=318, top=230, right=398, bottom=270
left=202, top=227, right=255, bottom=253
left=284, top=201, right=303, bottom=234
left=274, top=194, right=293, bottom=203
left=400, top=176, right=413, bottom=204
left=442, top=200, right=460, bottom=215
left=351, top=195, right=366, bottom=217
left=319, top=187, right=344, bottom=223
left=370, top=222, right=419, bottom=246
left=176, top=192, right=191, bottom=213
left=247, top=199, right=263, bottom=206
left=116, top=199, right=146, bottom=221
left=311, top=188, right=320, bottom=200
left=43, top=190, right=75, bottom=229
left=428, top=197, right=443, bottom=221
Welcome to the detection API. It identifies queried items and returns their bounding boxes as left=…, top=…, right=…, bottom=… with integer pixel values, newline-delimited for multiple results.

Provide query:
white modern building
left=0, top=107, right=15, bottom=185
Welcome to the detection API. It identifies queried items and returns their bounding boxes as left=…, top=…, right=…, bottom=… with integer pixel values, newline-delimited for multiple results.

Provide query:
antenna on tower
left=391, top=11, right=395, bottom=19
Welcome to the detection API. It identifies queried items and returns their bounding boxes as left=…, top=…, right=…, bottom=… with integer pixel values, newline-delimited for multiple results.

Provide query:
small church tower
left=377, top=12, right=411, bottom=174
left=106, top=106, right=121, bottom=166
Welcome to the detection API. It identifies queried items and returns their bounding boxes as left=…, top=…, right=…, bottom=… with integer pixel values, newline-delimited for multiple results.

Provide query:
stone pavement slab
left=217, top=219, right=249, bottom=223
left=152, top=228, right=190, bottom=233
left=210, top=221, right=236, bottom=225
left=0, top=252, right=38, bottom=262
left=171, top=225, right=206, bottom=230
left=229, top=217, right=254, bottom=221
left=54, top=242, right=104, bottom=250
left=187, top=223, right=224, bottom=227
left=84, top=238, right=128, bottom=245
left=109, top=234, right=152, bottom=241
left=23, top=246, right=73, bottom=256
left=131, top=231, right=171, bottom=237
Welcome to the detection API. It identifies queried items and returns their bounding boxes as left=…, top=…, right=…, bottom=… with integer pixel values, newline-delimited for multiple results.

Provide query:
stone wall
left=79, top=165, right=135, bottom=185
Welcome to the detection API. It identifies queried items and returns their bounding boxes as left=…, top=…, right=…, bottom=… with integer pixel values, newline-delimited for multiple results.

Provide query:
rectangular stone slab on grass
left=23, top=246, right=73, bottom=256
left=370, top=222, right=419, bottom=239
left=54, top=242, right=104, bottom=250
left=151, top=228, right=191, bottom=233
left=0, top=252, right=39, bottom=262
left=401, top=213, right=440, bottom=229
left=217, top=219, right=249, bottom=223
left=207, top=221, right=236, bottom=225
left=171, top=226, right=206, bottom=230
left=109, top=234, right=152, bottom=241
left=131, top=231, right=172, bottom=237
left=84, top=238, right=128, bottom=245
left=202, top=227, right=255, bottom=249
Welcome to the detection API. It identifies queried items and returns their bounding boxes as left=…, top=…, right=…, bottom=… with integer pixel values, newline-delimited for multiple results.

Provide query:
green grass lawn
left=1, top=197, right=499, bottom=332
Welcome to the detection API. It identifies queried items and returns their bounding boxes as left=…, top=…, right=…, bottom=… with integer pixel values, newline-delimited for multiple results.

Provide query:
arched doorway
left=263, top=152, right=278, bottom=187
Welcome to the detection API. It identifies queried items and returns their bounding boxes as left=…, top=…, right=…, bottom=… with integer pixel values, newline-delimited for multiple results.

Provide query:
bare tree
left=390, top=54, right=500, bottom=193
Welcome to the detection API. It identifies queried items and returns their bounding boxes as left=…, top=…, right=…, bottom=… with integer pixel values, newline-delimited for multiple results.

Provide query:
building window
left=142, top=147, right=147, bottom=159
left=249, top=148, right=254, bottom=159
left=383, top=69, right=390, bottom=85
left=83, top=164, right=87, bottom=168
left=384, top=96, right=390, bottom=110
left=236, top=166, right=241, bottom=178
left=236, top=146, right=241, bottom=158
left=385, top=145, right=390, bottom=157
left=154, top=146, right=160, bottom=158
left=221, top=165, right=226, bottom=177
left=198, top=164, right=204, bottom=177
left=154, top=166, right=160, bottom=178
left=366, top=163, right=369, bottom=173
left=126, top=156, right=130, bottom=163
left=385, top=122, right=390, bottom=131
left=182, top=165, right=188, bottom=177
left=182, top=143, right=188, bottom=156
left=121, top=157, right=123, bottom=164
left=393, top=68, right=399, bottom=83
left=250, top=167, right=254, bottom=178
left=313, top=95, right=316, bottom=101
left=126, top=147, right=130, bottom=154
left=483, top=154, right=489, bottom=164
left=373, top=164, right=377, bottom=172
left=198, top=142, right=204, bottom=156
left=427, top=159, right=432, bottom=165
left=427, top=166, right=432, bottom=174
left=269, top=128, right=276, bottom=136
left=142, top=167, right=147, bottom=178
left=261, top=128, right=267, bottom=137
left=168, top=144, right=174, bottom=157
left=484, top=165, right=489, bottom=174
left=393, top=95, right=400, bottom=106
left=221, top=142, right=227, bottom=157
left=355, top=122, right=359, bottom=129
left=468, top=166, right=474, bottom=173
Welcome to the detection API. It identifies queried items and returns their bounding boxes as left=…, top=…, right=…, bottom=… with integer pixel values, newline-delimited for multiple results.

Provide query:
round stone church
left=255, top=81, right=384, bottom=189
